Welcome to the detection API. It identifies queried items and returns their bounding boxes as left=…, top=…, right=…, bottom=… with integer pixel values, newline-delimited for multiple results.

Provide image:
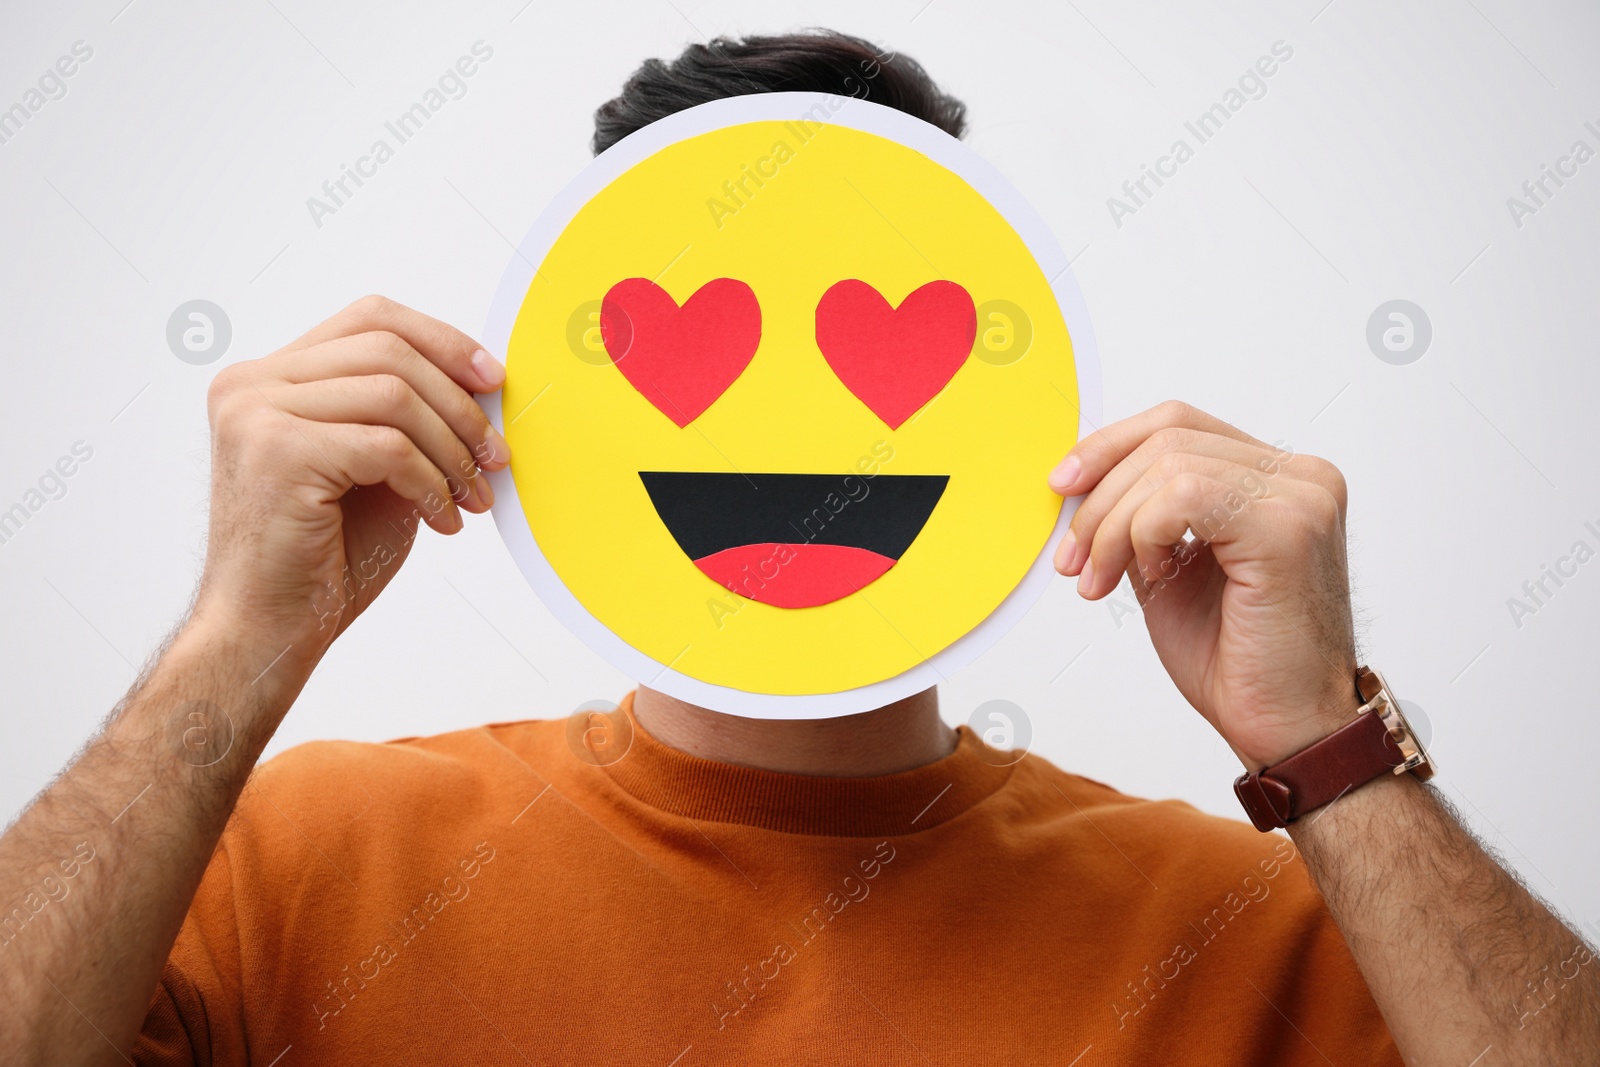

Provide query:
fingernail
left=473, top=471, right=495, bottom=510
left=1054, top=528, right=1077, bottom=574
left=470, top=348, right=506, bottom=391
left=1049, top=454, right=1081, bottom=492
left=1076, top=557, right=1096, bottom=598
left=481, top=426, right=511, bottom=469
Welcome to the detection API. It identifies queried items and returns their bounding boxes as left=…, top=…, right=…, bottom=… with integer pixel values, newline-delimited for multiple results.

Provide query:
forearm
left=1291, top=772, right=1600, bottom=1065
left=0, top=618, right=309, bottom=1066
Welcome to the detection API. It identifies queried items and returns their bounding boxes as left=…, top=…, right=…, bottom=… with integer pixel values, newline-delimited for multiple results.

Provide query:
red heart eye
left=600, top=278, right=761, bottom=427
left=814, top=280, right=976, bottom=429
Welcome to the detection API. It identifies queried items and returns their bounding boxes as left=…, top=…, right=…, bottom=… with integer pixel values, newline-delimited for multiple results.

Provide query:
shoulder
left=1004, top=750, right=1286, bottom=851
left=999, top=752, right=1314, bottom=915
left=994, top=757, right=1398, bottom=1060
left=225, top=718, right=567, bottom=870
left=1005, top=753, right=1392, bottom=1020
left=251, top=716, right=565, bottom=788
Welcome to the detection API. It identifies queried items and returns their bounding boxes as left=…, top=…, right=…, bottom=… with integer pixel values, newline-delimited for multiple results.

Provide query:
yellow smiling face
left=488, top=95, right=1092, bottom=712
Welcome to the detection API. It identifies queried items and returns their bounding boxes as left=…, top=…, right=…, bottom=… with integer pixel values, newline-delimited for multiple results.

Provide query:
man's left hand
left=1049, top=400, right=1359, bottom=769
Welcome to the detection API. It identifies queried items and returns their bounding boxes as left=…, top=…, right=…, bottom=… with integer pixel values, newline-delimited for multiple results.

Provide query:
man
left=2, top=30, right=1596, bottom=1067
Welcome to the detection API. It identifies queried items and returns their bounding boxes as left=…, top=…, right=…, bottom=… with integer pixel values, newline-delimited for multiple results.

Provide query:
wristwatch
left=1233, top=666, right=1434, bottom=832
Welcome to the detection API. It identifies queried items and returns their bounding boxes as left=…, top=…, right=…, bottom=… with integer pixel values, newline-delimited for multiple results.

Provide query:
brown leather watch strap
left=1233, top=711, right=1407, bottom=832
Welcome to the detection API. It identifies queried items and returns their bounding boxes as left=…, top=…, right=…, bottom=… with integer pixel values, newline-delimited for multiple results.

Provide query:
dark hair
left=592, top=30, right=966, bottom=155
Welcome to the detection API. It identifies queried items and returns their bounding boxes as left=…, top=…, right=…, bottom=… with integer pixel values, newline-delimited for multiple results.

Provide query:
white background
left=2, top=0, right=1596, bottom=935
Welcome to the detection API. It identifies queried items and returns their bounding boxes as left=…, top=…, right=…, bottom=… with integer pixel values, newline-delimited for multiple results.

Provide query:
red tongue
left=694, top=543, right=896, bottom=608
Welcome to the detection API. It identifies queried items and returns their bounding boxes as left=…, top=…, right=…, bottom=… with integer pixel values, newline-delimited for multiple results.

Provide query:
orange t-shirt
left=135, top=694, right=1401, bottom=1065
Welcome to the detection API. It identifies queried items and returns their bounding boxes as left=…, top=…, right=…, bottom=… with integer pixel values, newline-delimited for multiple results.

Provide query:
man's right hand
left=0, top=297, right=508, bottom=1067
left=194, top=295, right=509, bottom=667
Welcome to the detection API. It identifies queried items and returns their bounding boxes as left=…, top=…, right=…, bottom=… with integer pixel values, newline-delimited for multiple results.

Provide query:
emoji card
left=481, top=93, right=1099, bottom=718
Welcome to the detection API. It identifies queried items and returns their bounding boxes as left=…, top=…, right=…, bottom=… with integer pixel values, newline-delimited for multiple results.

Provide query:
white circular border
left=479, top=91, right=1101, bottom=720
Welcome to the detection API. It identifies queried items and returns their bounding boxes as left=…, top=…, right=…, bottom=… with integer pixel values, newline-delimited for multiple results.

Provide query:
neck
left=631, top=685, right=956, bottom=777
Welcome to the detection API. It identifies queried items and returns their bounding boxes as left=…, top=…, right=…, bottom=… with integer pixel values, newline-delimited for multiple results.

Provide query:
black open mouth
left=638, top=472, right=949, bottom=608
